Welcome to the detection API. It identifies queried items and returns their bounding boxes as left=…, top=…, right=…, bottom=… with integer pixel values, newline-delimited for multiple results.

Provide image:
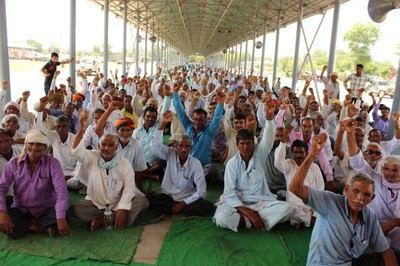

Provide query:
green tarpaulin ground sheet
left=0, top=157, right=314, bottom=265
left=0, top=218, right=144, bottom=264
left=157, top=219, right=311, bottom=266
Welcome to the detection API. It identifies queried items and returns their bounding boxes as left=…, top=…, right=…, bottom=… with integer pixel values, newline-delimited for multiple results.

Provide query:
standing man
left=41, top=52, right=74, bottom=96
left=344, top=64, right=376, bottom=103
left=0, top=130, right=72, bottom=239
left=320, top=65, right=340, bottom=100
left=289, top=132, right=398, bottom=265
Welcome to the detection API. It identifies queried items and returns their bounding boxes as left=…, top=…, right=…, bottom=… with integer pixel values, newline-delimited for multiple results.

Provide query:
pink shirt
left=0, top=154, right=69, bottom=219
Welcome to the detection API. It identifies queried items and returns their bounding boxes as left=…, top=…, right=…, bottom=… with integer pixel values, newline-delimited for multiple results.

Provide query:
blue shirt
left=173, top=92, right=224, bottom=166
left=306, top=188, right=389, bottom=266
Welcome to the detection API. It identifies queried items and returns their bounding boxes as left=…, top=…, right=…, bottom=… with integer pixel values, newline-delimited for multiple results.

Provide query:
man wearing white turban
left=0, top=129, right=72, bottom=239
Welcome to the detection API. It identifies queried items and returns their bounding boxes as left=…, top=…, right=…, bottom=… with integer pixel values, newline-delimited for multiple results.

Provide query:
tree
left=93, top=45, right=101, bottom=56
left=343, top=22, right=381, bottom=65
left=188, top=55, right=205, bottom=64
left=374, top=60, right=396, bottom=79
left=47, top=42, right=60, bottom=53
left=26, top=39, right=43, bottom=53
left=278, top=56, right=294, bottom=77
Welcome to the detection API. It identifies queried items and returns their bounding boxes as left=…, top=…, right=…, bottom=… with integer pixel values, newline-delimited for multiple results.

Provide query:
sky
left=4, top=0, right=400, bottom=65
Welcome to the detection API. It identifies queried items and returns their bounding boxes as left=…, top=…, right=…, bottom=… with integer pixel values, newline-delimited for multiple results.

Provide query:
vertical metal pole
left=244, top=39, right=248, bottom=75
left=165, top=41, right=168, bottom=69
left=122, top=0, right=127, bottom=76
left=327, top=0, right=341, bottom=76
left=234, top=44, right=238, bottom=72
left=135, top=8, right=140, bottom=76
left=103, top=0, right=109, bottom=79
left=227, top=47, right=231, bottom=70
left=144, top=17, right=148, bottom=75
left=0, top=0, right=11, bottom=105
left=238, top=41, right=242, bottom=74
left=156, top=30, right=160, bottom=69
left=224, top=52, right=227, bottom=70
left=160, top=35, right=163, bottom=69
left=260, top=19, right=267, bottom=77
left=291, top=0, right=304, bottom=90
left=273, top=11, right=281, bottom=86
left=150, top=25, right=154, bottom=76
left=69, top=0, right=76, bottom=87
left=251, top=31, right=256, bottom=72
left=388, top=60, right=400, bottom=140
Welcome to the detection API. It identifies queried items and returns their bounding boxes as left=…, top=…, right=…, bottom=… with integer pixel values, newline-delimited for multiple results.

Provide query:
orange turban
left=114, top=117, right=135, bottom=131
left=73, top=93, right=86, bottom=102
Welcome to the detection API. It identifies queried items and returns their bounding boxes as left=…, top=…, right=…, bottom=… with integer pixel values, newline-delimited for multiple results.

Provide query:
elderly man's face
left=99, top=135, right=118, bottom=161
left=2, top=117, right=19, bottom=133
left=117, top=126, right=134, bottom=143
left=102, top=95, right=112, bottom=109
left=5, top=105, right=19, bottom=116
left=344, top=181, right=374, bottom=213
left=383, top=163, right=400, bottom=184
left=26, top=142, right=47, bottom=161
left=364, top=144, right=382, bottom=166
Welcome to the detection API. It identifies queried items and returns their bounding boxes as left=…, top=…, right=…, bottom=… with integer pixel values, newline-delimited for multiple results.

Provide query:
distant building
left=8, top=43, right=38, bottom=60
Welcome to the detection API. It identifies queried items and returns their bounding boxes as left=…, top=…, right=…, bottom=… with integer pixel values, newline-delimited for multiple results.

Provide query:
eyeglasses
left=366, top=150, right=382, bottom=156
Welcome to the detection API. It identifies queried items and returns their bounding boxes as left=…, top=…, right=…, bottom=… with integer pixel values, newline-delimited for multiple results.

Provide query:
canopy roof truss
left=90, top=0, right=349, bottom=56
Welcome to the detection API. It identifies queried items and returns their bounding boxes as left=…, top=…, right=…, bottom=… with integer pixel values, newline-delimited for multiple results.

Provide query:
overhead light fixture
left=149, top=36, right=157, bottom=43
left=256, top=41, right=263, bottom=49
left=230, top=49, right=234, bottom=54
left=222, top=49, right=227, bottom=54
left=137, top=35, right=143, bottom=43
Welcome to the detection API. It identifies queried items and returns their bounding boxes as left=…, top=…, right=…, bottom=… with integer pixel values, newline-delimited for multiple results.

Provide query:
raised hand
left=281, top=99, right=290, bottom=110
left=215, top=89, right=226, bottom=105
left=261, top=92, right=272, bottom=103
left=79, top=110, right=90, bottom=128
left=311, top=132, right=327, bottom=156
left=22, top=90, right=31, bottom=102
left=172, top=81, right=181, bottom=93
left=264, top=99, right=276, bottom=120
left=343, top=118, right=356, bottom=134
left=392, top=112, right=399, bottom=123
left=164, top=84, right=172, bottom=97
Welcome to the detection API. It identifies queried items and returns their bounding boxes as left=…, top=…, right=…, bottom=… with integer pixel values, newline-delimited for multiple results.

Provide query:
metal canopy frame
left=90, top=0, right=349, bottom=56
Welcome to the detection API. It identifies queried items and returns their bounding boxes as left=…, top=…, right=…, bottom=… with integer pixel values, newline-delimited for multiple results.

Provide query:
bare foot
left=28, top=220, right=38, bottom=232
left=44, top=227, right=55, bottom=237
left=90, top=219, right=105, bottom=232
